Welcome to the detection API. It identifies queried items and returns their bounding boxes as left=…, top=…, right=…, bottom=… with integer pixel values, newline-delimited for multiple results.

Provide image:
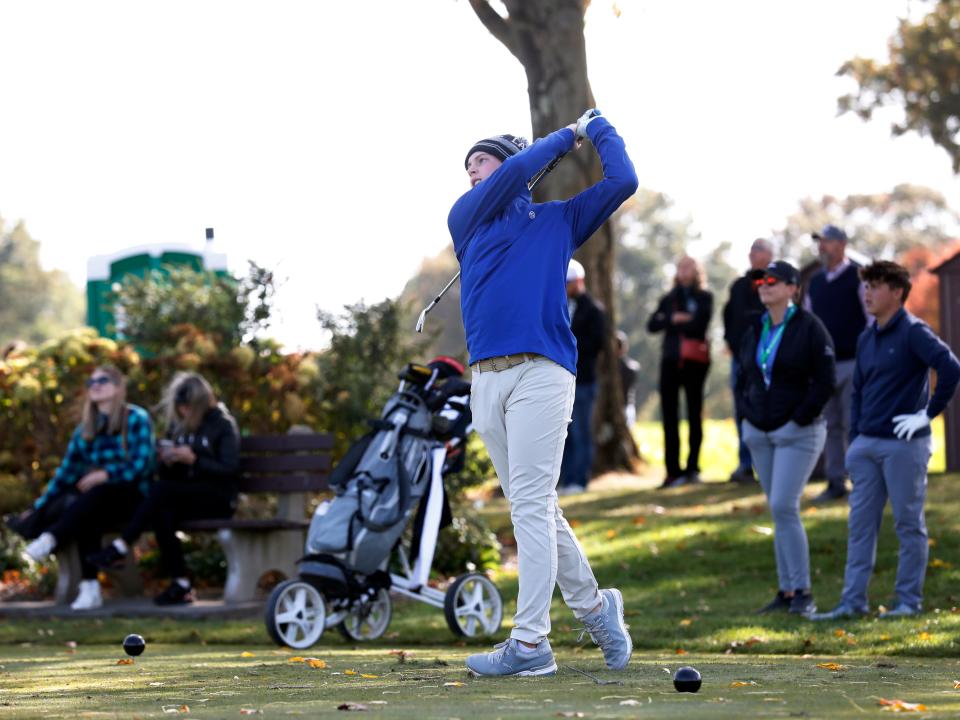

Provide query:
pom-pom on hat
left=464, top=134, right=528, bottom=169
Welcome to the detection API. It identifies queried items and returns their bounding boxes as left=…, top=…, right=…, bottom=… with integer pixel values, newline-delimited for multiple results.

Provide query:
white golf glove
left=576, top=108, right=601, bottom=141
left=892, top=410, right=930, bottom=440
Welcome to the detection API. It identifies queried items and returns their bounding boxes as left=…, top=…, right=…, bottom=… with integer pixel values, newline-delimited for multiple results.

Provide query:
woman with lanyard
left=736, top=261, right=836, bottom=617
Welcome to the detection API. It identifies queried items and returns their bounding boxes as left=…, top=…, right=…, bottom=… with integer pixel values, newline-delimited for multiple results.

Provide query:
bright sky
left=2, top=0, right=958, bottom=350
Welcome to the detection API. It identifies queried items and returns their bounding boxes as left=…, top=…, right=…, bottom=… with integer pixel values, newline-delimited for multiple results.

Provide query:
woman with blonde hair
left=647, top=256, right=714, bottom=487
left=23, top=365, right=155, bottom=610
left=88, top=372, right=240, bottom=605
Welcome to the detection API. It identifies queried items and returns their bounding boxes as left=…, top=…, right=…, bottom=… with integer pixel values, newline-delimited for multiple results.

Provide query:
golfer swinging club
left=449, top=110, right=638, bottom=677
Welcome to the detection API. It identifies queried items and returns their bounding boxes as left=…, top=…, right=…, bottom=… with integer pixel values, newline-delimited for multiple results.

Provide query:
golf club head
left=415, top=308, right=428, bottom=333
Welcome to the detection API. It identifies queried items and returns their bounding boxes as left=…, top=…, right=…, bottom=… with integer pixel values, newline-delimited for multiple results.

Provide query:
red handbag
left=679, top=337, right=710, bottom=365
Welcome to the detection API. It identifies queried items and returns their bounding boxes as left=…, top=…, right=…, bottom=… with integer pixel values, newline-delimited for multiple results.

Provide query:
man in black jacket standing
left=723, top=238, right=773, bottom=483
left=559, top=259, right=607, bottom=494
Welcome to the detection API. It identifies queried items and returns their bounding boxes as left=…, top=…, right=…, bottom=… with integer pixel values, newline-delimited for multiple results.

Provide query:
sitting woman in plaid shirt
left=24, top=365, right=155, bottom=610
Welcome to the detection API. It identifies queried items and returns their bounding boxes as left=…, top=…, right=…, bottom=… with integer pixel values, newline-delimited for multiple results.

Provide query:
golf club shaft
left=415, top=151, right=568, bottom=333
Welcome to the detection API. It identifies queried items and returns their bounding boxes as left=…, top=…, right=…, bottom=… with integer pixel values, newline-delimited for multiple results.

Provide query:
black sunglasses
left=86, top=376, right=113, bottom=388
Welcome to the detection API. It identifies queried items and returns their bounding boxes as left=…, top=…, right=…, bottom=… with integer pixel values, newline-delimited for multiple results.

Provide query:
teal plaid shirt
left=35, top=404, right=156, bottom=509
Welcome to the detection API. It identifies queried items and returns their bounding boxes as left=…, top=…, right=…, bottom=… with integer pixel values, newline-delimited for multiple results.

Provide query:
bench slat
left=182, top=518, right=309, bottom=531
left=241, top=434, right=334, bottom=452
left=239, top=455, right=332, bottom=473
left=236, top=474, right=330, bottom=493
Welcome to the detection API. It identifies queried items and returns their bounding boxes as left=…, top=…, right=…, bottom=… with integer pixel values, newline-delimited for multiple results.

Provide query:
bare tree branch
left=468, top=0, right=518, bottom=57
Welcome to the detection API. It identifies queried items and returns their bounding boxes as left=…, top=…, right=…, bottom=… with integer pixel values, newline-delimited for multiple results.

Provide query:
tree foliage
left=0, top=217, right=83, bottom=347
left=112, top=262, right=275, bottom=353
left=772, top=183, right=960, bottom=264
left=838, top=0, right=960, bottom=172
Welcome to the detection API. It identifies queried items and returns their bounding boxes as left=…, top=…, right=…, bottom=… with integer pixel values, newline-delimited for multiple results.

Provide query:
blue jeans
left=839, top=435, right=932, bottom=610
left=559, top=382, right=598, bottom=490
left=730, top=358, right=752, bottom=471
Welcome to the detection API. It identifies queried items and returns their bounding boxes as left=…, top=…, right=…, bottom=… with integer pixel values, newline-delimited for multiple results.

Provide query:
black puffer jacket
left=160, top=403, right=240, bottom=496
left=736, top=306, right=836, bottom=431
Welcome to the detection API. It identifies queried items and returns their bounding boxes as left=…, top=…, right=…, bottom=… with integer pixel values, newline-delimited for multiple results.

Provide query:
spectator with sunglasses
left=22, top=365, right=155, bottom=610
left=88, top=372, right=240, bottom=605
left=736, top=261, right=836, bottom=616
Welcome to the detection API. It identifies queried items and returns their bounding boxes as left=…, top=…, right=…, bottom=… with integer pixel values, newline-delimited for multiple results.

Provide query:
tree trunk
left=468, top=0, right=639, bottom=471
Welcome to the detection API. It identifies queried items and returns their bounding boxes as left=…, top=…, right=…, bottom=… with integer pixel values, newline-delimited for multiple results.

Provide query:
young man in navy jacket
left=812, top=261, right=960, bottom=621
left=449, top=111, right=637, bottom=677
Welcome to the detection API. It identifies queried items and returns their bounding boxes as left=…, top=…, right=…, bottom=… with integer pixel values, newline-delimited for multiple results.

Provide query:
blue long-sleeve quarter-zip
left=447, top=117, right=638, bottom=375
left=850, top=308, right=960, bottom=441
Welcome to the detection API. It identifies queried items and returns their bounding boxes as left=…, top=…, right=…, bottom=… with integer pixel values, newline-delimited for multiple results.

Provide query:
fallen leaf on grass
left=606, top=529, right=617, bottom=539
left=240, top=652, right=256, bottom=658
left=880, top=634, right=892, bottom=641
left=337, top=703, right=367, bottom=712
left=953, top=680, right=960, bottom=689
left=116, top=658, right=134, bottom=665
left=675, top=648, right=688, bottom=655
left=918, top=631, right=932, bottom=641
left=387, top=649, right=412, bottom=662
left=288, top=656, right=306, bottom=663
left=833, top=629, right=846, bottom=638
left=149, top=682, right=165, bottom=687
left=306, top=658, right=327, bottom=669
left=929, top=558, right=951, bottom=569
left=444, top=681, right=465, bottom=687
left=568, top=519, right=581, bottom=528
left=878, top=698, right=927, bottom=712
left=730, top=681, right=757, bottom=688
left=161, top=706, right=190, bottom=714
left=360, top=674, right=378, bottom=679
left=750, top=525, right=773, bottom=536
left=239, top=710, right=261, bottom=716
left=632, top=516, right=646, bottom=526
left=815, top=663, right=846, bottom=671
left=619, top=699, right=640, bottom=706
left=344, top=670, right=358, bottom=676
left=679, top=618, right=694, bottom=627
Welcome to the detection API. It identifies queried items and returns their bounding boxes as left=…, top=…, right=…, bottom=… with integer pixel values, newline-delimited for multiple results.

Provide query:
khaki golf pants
left=470, top=356, right=602, bottom=643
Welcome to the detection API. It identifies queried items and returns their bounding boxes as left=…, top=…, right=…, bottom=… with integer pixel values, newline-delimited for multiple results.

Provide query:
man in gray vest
left=804, top=225, right=868, bottom=503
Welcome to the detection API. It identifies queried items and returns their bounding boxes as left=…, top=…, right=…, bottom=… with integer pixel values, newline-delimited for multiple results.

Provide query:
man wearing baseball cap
left=558, top=259, right=606, bottom=495
left=805, top=224, right=868, bottom=502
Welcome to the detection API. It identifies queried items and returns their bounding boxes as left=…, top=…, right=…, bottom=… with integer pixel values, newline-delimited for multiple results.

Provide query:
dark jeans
left=559, top=382, right=598, bottom=489
left=659, top=359, right=710, bottom=478
left=730, top=358, right=753, bottom=471
left=47, top=483, right=144, bottom=580
left=123, top=479, right=234, bottom=578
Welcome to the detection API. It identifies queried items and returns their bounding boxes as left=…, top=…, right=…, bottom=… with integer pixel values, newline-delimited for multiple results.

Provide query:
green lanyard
left=758, top=303, right=796, bottom=387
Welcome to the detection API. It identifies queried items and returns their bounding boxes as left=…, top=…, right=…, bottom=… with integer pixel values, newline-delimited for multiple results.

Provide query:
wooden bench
left=53, top=431, right=333, bottom=606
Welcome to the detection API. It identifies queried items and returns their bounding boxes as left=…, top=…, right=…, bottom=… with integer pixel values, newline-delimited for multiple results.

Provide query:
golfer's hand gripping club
left=576, top=108, right=601, bottom=141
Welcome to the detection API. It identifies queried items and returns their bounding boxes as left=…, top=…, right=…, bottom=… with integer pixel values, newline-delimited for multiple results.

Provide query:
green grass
left=1, top=450, right=958, bottom=717
left=3, top=645, right=960, bottom=719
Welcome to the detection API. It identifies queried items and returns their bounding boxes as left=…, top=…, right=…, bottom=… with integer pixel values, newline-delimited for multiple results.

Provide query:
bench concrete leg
left=52, top=539, right=143, bottom=606
left=218, top=528, right=304, bottom=605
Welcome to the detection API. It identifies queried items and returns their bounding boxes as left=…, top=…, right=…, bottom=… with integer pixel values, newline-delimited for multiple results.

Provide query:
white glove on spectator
left=892, top=410, right=931, bottom=440
left=576, top=109, right=601, bottom=141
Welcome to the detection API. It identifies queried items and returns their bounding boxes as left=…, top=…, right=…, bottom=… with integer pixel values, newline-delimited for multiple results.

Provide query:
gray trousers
left=823, top=359, right=856, bottom=485
left=471, top=357, right=601, bottom=643
left=743, top=419, right=827, bottom=591
left=839, top=434, right=932, bottom=610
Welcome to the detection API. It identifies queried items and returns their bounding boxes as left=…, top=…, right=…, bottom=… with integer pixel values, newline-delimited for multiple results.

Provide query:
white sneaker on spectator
left=71, top=580, right=103, bottom=611
left=24, top=532, right=57, bottom=562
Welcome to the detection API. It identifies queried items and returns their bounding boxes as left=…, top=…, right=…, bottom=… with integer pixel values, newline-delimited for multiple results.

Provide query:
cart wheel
left=337, top=587, right=393, bottom=642
left=265, top=579, right=327, bottom=649
left=443, top=573, right=503, bottom=638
